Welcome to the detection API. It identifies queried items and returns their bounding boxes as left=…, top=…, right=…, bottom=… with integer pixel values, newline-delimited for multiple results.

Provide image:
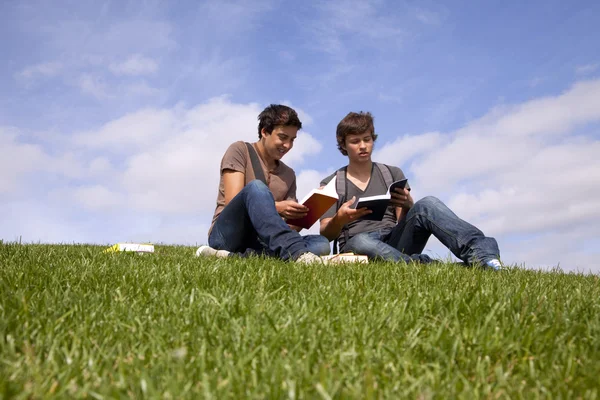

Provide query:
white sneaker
left=484, top=258, right=502, bottom=270
left=296, top=252, right=324, bottom=265
left=195, top=245, right=230, bottom=258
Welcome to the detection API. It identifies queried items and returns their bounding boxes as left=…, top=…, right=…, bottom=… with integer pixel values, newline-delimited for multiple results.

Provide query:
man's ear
left=261, top=128, right=270, bottom=137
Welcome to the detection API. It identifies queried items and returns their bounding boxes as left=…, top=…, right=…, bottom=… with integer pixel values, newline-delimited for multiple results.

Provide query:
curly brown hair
left=336, top=111, right=378, bottom=155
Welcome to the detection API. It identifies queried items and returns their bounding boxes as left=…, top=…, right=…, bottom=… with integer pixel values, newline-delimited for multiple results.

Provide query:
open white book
left=353, top=178, right=408, bottom=221
left=320, top=252, right=368, bottom=264
left=104, top=243, right=155, bottom=254
left=287, top=179, right=339, bottom=229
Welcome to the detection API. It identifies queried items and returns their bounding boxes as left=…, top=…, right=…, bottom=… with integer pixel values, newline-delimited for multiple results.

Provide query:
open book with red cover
left=287, top=179, right=338, bottom=229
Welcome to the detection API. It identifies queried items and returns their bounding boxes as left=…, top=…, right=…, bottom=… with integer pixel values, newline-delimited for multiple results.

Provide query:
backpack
left=332, top=163, right=394, bottom=254
left=245, top=142, right=267, bottom=185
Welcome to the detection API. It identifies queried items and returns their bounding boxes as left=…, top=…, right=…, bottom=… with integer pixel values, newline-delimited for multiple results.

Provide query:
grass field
left=1, top=242, right=599, bottom=399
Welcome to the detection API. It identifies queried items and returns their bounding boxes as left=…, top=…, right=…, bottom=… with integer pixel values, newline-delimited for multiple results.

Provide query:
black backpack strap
left=333, top=167, right=348, bottom=254
left=245, top=142, right=268, bottom=185
left=374, top=162, right=394, bottom=189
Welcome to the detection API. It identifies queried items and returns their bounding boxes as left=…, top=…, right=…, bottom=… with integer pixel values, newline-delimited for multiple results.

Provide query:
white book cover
left=104, top=243, right=155, bottom=253
left=321, top=253, right=368, bottom=264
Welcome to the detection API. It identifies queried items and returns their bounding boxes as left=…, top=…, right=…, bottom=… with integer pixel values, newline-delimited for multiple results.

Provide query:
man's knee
left=244, top=179, right=273, bottom=200
left=312, top=237, right=331, bottom=256
left=245, top=179, right=269, bottom=192
left=415, top=195, right=441, bottom=208
left=413, top=196, right=445, bottom=213
left=345, top=232, right=376, bottom=252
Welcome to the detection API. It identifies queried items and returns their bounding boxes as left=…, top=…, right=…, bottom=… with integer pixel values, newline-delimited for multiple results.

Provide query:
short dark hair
left=257, top=104, right=302, bottom=139
left=336, top=111, right=378, bottom=155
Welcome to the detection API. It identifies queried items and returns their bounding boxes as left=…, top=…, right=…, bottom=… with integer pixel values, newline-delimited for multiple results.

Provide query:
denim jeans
left=209, top=180, right=331, bottom=261
left=343, top=196, right=500, bottom=265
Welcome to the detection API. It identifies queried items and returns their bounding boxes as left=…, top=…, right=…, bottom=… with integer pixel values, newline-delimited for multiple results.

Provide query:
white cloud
left=71, top=97, right=322, bottom=216
left=279, top=51, right=296, bottom=62
left=109, top=54, right=158, bottom=76
left=295, top=169, right=327, bottom=197
left=414, top=8, right=443, bottom=25
left=280, top=100, right=314, bottom=126
left=0, top=201, right=88, bottom=244
left=576, top=63, right=598, bottom=75
left=124, top=81, right=161, bottom=97
left=77, top=74, right=111, bottom=99
left=0, top=128, right=48, bottom=193
left=43, top=19, right=175, bottom=58
left=74, top=76, right=160, bottom=101
left=283, top=133, right=323, bottom=167
left=1, top=98, right=323, bottom=245
left=300, top=1, right=444, bottom=98
left=88, top=157, right=114, bottom=175
left=76, top=108, right=176, bottom=150
left=501, top=226, right=600, bottom=273
left=128, top=219, right=211, bottom=246
left=375, top=79, right=600, bottom=271
left=377, top=92, right=403, bottom=103
left=197, top=0, right=274, bottom=37
left=11, top=7, right=175, bottom=101
left=15, top=61, right=63, bottom=85
left=408, top=79, right=600, bottom=191
left=529, top=76, right=545, bottom=87
left=73, top=185, right=124, bottom=210
left=310, top=0, right=405, bottom=57
left=374, top=132, right=445, bottom=166
left=0, top=128, right=104, bottom=197
left=71, top=98, right=260, bottom=213
left=308, top=1, right=444, bottom=61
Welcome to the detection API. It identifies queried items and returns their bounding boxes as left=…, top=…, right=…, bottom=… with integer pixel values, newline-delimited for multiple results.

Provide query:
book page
left=387, top=178, right=408, bottom=195
left=288, top=179, right=338, bottom=229
left=298, top=178, right=337, bottom=205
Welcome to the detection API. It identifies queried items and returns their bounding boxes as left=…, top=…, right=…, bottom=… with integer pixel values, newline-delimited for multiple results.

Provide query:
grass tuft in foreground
left=1, top=243, right=599, bottom=398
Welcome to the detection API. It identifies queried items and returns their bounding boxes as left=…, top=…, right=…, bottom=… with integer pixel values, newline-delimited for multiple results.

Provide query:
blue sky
left=1, top=0, right=599, bottom=272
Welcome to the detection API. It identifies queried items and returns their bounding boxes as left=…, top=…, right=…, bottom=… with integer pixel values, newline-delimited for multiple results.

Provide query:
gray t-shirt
left=320, top=164, right=408, bottom=251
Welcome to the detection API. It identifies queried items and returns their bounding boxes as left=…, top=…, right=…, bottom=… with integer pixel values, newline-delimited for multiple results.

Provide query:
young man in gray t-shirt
left=319, top=112, right=503, bottom=269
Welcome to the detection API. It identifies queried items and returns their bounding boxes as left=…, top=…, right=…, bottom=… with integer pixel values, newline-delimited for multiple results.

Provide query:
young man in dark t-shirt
left=196, top=104, right=330, bottom=263
left=319, top=111, right=502, bottom=269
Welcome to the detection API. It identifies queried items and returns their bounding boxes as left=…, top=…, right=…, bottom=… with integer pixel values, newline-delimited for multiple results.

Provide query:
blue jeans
left=343, top=196, right=500, bottom=265
left=208, top=180, right=331, bottom=261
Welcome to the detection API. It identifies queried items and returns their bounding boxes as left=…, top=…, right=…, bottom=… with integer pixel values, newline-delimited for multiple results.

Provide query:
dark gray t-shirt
left=320, top=164, right=409, bottom=251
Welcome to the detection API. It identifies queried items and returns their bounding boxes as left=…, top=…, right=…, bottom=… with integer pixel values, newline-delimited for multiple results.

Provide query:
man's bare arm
left=395, top=206, right=410, bottom=222
left=223, top=170, right=245, bottom=206
left=391, top=188, right=413, bottom=222
left=319, top=196, right=372, bottom=241
left=320, top=215, right=346, bottom=241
